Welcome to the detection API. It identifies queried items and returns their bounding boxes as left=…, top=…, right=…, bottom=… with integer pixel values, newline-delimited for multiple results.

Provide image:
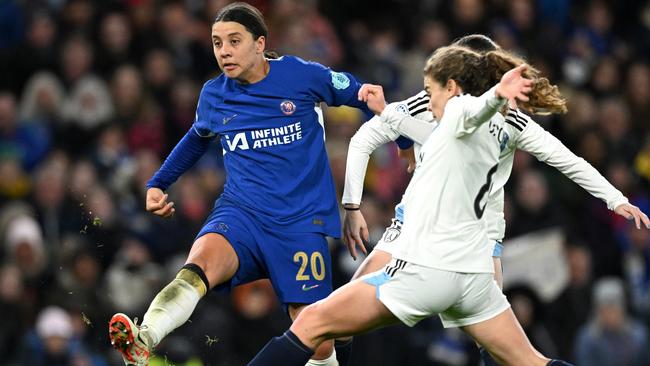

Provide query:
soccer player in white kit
left=248, top=46, right=574, bottom=366
left=343, top=34, right=648, bottom=292
left=340, top=36, right=649, bottom=365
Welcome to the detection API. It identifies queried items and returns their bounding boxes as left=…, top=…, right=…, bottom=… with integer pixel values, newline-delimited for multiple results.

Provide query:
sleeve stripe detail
left=513, top=114, right=529, bottom=129
left=408, top=98, right=429, bottom=112
left=514, top=109, right=532, bottom=124
left=410, top=106, right=429, bottom=116
left=406, top=92, right=428, bottom=107
left=508, top=115, right=526, bottom=129
left=506, top=116, right=526, bottom=128
left=507, top=109, right=531, bottom=126
left=505, top=117, right=524, bottom=131
left=505, top=109, right=528, bottom=130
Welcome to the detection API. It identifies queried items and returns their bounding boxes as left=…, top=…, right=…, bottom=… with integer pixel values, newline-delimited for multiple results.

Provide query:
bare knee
left=186, top=233, right=239, bottom=288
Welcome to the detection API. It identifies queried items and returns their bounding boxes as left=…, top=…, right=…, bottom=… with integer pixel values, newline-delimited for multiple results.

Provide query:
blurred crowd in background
left=1, top=0, right=650, bottom=365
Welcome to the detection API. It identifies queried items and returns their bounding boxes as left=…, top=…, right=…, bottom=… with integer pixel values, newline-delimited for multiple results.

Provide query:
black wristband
left=343, top=206, right=360, bottom=211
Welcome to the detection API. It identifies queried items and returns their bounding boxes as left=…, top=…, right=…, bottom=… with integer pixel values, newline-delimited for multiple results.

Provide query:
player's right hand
left=146, top=187, right=176, bottom=218
left=343, top=209, right=369, bottom=261
left=358, top=83, right=386, bottom=115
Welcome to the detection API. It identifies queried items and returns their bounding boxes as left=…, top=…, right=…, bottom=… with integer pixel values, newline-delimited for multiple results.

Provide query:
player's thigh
left=191, top=202, right=262, bottom=289
left=350, top=248, right=392, bottom=281
left=186, top=233, right=239, bottom=288
left=462, top=308, right=549, bottom=366
left=290, top=278, right=399, bottom=349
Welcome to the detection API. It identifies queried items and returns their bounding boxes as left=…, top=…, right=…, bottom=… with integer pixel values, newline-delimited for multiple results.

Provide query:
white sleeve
left=341, top=117, right=400, bottom=204
left=513, top=112, right=628, bottom=210
left=379, top=102, right=437, bottom=145
left=456, top=86, right=507, bottom=136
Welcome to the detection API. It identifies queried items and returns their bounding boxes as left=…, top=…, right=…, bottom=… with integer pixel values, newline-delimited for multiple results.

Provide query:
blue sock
left=479, top=347, right=498, bottom=366
left=248, top=330, right=314, bottom=366
left=335, top=338, right=353, bottom=366
left=547, top=360, right=574, bottom=366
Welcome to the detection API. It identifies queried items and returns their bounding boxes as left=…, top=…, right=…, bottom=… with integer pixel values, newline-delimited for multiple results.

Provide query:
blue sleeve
left=395, top=136, right=414, bottom=149
left=146, top=128, right=212, bottom=191
left=302, top=59, right=412, bottom=148
left=193, top=81, right=217, bottom=137
left=303, top=60, right=375, bottom=121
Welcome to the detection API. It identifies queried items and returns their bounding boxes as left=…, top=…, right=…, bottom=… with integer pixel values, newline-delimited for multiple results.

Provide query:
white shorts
left=376, top=219, right=502, bottom=258
left=363, top=258, right=510, bottom=328
left=373, top=218, right=402, bottom=255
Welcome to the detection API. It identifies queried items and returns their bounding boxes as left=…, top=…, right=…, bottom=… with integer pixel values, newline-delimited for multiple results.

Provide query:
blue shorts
left=197, top=199, right=333, bottom=308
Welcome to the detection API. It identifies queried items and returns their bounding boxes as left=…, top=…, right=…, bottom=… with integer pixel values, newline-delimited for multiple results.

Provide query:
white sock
left=140, top=276, right=203, bottom=347
left=305, top=348, right=338, bottom=366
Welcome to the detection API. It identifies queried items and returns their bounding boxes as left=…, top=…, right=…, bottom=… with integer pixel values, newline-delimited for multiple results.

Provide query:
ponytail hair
left=214, top=2, right=279, bottom=59
left=481, top=50, right=567, bottom=115
left=424, top=46, right=567, bottom=115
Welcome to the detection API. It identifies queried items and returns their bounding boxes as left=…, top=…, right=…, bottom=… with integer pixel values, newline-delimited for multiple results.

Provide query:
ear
left=445, top=79, right=461, bottom=97
left=256, top=36, right=266, bottom=54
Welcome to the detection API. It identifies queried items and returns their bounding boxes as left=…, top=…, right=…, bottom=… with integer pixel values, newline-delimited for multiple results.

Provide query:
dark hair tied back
left=214, top=2, right=278, bottom=59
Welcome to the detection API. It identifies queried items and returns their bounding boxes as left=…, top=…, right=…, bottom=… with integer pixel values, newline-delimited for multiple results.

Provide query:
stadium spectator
left=575, top=277, right=650, bottom=366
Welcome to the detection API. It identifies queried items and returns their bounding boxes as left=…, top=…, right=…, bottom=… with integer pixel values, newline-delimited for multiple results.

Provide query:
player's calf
left=290, top=302, right=334, bottom=350
left=248, top=330, right=314, bottom=366
left=334, top=338, right=353, bottom=366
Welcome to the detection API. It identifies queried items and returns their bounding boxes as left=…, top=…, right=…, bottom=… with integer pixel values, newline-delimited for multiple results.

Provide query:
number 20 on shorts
left=293, top=251, right=326, bottom=281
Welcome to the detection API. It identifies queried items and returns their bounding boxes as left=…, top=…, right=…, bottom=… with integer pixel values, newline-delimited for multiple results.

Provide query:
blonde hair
left=424, top=46, right=567, bottom=115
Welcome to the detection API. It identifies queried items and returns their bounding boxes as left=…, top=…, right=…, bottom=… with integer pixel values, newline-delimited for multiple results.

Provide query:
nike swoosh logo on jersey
left=301, top=284, right=320, bottom=291
left=223, top=114, right=237, bottom=124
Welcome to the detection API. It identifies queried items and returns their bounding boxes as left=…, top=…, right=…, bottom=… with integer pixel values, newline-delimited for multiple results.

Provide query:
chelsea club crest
left=280, top=100, right=296, bottom=115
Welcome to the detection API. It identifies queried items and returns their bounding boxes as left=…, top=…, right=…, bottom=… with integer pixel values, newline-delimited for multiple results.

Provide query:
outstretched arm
left=516, top=115, right=650, bottom=229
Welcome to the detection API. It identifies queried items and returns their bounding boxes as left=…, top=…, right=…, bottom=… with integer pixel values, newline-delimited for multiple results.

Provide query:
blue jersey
left=149, top=55, right=385, bottom=238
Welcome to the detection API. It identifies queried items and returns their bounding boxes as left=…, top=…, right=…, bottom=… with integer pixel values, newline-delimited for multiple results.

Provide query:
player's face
left=212, top=21, right=265, bottom=82
left=425, top=77, right=448, bottom=120
left=424, top=76, right=461, bottom=120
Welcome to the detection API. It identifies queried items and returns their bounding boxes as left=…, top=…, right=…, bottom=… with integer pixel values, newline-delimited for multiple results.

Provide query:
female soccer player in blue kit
left=107, top=3, right=409, bottom=365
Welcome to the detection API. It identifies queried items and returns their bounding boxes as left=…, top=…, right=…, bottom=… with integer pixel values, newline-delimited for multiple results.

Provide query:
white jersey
left=385, top=87, right=506, bottom=273
left=485, top=108, right=629, bottom=241
left=342, top=91, right=436, bottom=206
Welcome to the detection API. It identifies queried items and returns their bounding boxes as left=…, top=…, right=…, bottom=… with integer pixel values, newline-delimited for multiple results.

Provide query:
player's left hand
left=614, top=203, right=650, bottom=229
left=343, top=209, right=369, bottom=260
left=358, top=83, right=386, bottom=115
